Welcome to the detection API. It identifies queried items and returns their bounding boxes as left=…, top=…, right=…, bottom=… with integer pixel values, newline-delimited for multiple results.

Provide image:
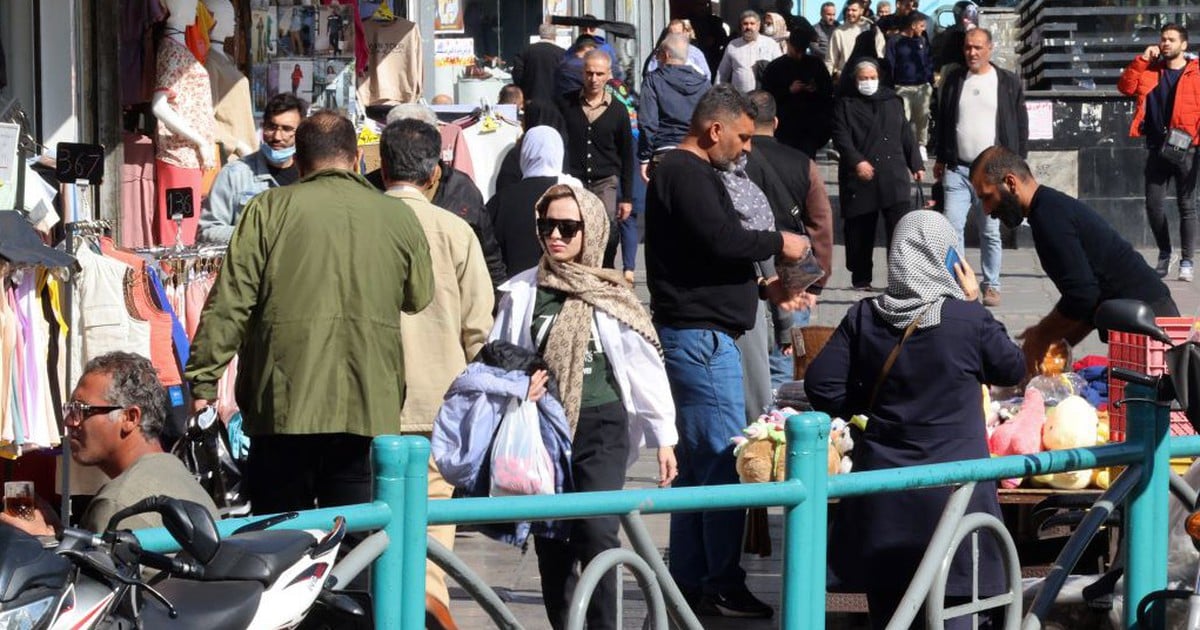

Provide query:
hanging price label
left=55, top=142, right=105, bottom=184
left=165, top=187, right=195, bottom=219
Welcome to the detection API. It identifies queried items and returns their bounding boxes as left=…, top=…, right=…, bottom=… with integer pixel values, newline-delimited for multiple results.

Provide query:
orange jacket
left=1118, top=55, right=1200, bottom=144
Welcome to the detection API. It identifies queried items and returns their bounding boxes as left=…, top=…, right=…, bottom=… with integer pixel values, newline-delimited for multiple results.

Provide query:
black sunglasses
left=536, top=218, right=583, bottom=239
left=62, top=401, right=125, bottom=427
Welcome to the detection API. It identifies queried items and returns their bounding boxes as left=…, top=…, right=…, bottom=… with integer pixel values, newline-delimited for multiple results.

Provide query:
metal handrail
left=128, top=398, right=1200, bottom=629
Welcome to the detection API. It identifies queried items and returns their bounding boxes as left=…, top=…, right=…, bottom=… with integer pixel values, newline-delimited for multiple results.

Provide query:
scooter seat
left=198, top=529, right=315, bottom=585
left=138, top=579, right=263, bottom=628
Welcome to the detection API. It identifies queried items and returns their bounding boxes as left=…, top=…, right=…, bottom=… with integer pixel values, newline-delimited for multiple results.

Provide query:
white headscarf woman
left=520, top=126, right=583, bottom=186
left=872, top=210, right=980, bottom=329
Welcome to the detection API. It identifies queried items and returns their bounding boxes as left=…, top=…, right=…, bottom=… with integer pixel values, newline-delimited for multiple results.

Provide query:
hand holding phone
left=944, top=248, right=962, bottom=278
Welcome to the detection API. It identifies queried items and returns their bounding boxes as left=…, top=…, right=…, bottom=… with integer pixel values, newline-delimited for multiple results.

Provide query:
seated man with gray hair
left=0, top=352, right=218, bottom=537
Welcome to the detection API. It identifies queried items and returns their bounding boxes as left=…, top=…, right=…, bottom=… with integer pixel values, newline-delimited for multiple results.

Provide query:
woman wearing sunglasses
left=489, top=184, right=679, bottom=630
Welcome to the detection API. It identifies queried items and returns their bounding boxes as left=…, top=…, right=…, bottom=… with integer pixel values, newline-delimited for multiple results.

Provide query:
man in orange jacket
left=1118, top=23, right=1200, bottom=282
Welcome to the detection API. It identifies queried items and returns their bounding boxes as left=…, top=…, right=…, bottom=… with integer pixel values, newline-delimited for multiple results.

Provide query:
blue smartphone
left=945, top=248, right=962, bottom=278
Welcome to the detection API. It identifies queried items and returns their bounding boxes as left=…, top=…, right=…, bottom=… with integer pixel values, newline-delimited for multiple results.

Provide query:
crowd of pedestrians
left=165, top=7, right=1200, bottom=630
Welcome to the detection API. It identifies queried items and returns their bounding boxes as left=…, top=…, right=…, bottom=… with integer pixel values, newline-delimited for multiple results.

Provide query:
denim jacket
left=199, top=151, right=281, bottom=244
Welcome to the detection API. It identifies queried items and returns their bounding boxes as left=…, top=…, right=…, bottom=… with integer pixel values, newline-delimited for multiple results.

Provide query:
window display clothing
left=121, top=0, right=167, bottom=106
left=121, top=133, right=157, bottom=249
left=156, top=38, right=218, bottom=171
left=205, top=49, right=258, bottom=159
left=357, top=17, right=423, bottom=105
left=458, top=117, right=521, bottom=201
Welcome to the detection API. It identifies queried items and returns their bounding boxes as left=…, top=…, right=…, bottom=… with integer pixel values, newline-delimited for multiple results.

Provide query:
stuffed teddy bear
left=829, top=417, right=854, bottom=475
left=1034, top=395, right=1099, bottom=490
left=988, top=387, right=1048, bottom=489
left=733, top=416, right=787, bottom=483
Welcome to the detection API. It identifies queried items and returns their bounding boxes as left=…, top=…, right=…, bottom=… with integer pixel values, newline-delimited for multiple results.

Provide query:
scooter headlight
left=0, top=596, right=56, bottom=630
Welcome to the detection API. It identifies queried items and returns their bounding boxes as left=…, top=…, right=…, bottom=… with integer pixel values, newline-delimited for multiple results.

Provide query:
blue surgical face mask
left=260, top=141, right=296, bottom=165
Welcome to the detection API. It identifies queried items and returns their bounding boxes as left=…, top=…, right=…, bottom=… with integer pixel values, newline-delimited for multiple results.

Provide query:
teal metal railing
left=134, top=383, right=1200, bottom=629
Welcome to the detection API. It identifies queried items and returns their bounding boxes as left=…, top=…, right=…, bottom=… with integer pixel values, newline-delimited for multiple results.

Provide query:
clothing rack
left=132, top=245, right=227, bottom=261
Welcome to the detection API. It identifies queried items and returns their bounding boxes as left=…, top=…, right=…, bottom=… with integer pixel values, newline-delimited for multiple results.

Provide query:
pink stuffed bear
left=987, top=387, right=1047, bottom=489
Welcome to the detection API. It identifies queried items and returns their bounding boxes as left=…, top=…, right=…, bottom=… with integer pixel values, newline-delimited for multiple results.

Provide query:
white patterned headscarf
left=871, top=211, right=966, bottom=329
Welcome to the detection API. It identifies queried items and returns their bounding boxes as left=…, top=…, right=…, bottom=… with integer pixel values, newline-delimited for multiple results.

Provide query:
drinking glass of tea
left=4, top=481, right=35, bottom=520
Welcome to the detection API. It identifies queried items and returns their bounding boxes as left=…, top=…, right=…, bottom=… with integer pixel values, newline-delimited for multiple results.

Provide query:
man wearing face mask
left=970, top=146, right=1177, bottom=376
left=199, top=93, right=306, bottom=244
left=716, top=10, right=783, bottom=93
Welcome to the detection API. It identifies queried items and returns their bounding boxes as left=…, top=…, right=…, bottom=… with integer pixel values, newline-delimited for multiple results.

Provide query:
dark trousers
left=1145, top=150, right=1199, bottom=262
left=246, top=433, right=374, bottom=514
left=534, top=400, right=629, bottom=630
left=844, top=203, right=912, bottom=286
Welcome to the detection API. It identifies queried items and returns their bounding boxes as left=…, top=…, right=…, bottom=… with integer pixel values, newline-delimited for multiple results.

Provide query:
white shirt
left=717, top=36, right=783, bottom=93
left=956, top=67, right=999, bottom=163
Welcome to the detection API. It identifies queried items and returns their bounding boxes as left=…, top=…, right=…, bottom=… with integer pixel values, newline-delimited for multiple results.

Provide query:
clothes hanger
left=371, top=1, right=396, bottom=22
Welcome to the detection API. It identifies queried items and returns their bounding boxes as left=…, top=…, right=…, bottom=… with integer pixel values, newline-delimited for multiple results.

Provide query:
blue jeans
left=769, top=308, right=811, bottom=389
left=943, top=165, right=1002, bottom=290
left=658, top=326, right=748, bottom=594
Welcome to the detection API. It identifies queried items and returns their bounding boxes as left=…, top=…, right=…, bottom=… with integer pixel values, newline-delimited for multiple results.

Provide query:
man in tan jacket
left=380, top=118, right=494, bottom=620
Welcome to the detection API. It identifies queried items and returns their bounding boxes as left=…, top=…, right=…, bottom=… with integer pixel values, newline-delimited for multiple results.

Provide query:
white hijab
left=520, top=126, right=566, bottom=179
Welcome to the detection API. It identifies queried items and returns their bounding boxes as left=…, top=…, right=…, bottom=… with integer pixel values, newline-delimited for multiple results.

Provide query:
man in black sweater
left=512, top=24, right=565, bottom=105
left=646, top=84, right=809, bottom=619
left=971, top=146, right=1178, bottom=375
left=562, top=49, right=635, bottom=269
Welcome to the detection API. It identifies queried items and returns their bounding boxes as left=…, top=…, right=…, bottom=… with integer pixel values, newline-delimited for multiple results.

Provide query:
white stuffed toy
left=1037, top=395, right=1099, bottom=490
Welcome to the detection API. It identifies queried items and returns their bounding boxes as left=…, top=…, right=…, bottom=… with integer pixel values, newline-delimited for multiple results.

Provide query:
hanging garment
left=0, top=282, right=16, bottom=457
left=99, top=239, right=183, bottom=388
left=356, top=17, right=423, bottom=106
left=185, top=1, right=215, bottom=65
left=14, top=273, right=56, bottom=449
left=205, top=50, right=258, bottom=160
left=460, top=118, right=522, bottom=201
left=120, top=0, right=167, bottom=106
left=121, top=133, right=157, bottom=249
left=439, top=123, right=476, bottom=183
left=69, top=243, right=152, bottom=387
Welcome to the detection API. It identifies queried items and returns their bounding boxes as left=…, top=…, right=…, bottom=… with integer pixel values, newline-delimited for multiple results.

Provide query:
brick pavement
left=440, top=187, right=1200, bottom=628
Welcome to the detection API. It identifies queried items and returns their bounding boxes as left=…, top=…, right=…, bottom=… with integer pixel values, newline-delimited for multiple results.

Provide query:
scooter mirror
left=1094, top=299, right=1172, bottom=345
left=159, top=499, right=221, bottom=564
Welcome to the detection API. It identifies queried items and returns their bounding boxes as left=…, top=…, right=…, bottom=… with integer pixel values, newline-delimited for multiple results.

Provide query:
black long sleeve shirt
left=562, top=93, right=635, bottom=202
left=1028, top=186, right=1171, bottom=323
left=645, top=150, right=784, bottom=334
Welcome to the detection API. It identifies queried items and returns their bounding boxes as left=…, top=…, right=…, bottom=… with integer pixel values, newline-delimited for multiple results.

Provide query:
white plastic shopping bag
left=489, top=397, right=555, bottom=496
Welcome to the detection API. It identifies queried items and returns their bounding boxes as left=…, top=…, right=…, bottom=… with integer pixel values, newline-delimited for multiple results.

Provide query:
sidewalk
left=441, top=242, right=1200, bottom=629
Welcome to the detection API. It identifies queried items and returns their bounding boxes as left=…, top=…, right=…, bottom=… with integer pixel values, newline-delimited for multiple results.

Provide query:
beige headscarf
left=535, top=184, right=661, bottom=431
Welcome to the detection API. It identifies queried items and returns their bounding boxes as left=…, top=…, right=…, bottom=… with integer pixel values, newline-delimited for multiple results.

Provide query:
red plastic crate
left=1107, top=317, right=1198, bottom=442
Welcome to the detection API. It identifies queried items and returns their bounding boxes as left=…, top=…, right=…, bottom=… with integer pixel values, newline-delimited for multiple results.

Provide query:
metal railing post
left=783, top=411, right=829, bottom=629
left=371, top=435, right=431, bottom=629
left=1123, top=383, right=1171, bottom=629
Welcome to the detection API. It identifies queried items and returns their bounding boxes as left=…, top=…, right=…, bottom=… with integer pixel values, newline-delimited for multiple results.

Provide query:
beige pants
left=896, top=83, right=933, bottom=147
left=425, top=452, right=456, bottom=608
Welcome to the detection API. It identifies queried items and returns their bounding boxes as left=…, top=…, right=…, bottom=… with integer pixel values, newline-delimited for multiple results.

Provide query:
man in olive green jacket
left=185, top=111, right=434, bottom=514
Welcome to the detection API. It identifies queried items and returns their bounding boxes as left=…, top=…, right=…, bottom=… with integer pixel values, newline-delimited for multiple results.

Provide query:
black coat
left=805, top=299, right=1025, bottom=595
left=935, top=63, right=1028, bottom=166
left=512, top=41, right=565, bottom=105
left=831, top=88, right=922, bottom=218
left=485, top=175, right=557, bottom=279
left=760, top=54, right=834, bottom=157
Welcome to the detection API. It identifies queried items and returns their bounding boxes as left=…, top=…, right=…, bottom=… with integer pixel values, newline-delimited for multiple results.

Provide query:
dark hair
left=380, top=119, right=441, bottom=186
left=498, top=84, right=524, bottom=105
left=903, top=10, right=927, bottom=29
left=522, top=98, right=568, bottom=134
left=689, top=84, right=758, bottom=132
left=1164, top=23, right=1189, bottom=43
left=969, top=145, right=1033, bottom=185
left=535, top=184, right=577, bottom=217
left=263, top=93, right=307, bottom=123
left=746, top=90, right=776, bottom=126
left=295, top=110, right=357, bottom=173
left=574, top=34, right=599, bottom=49
left=821, top=1, right=836, bottom=9
left=84, top=352, right=169, bottom=441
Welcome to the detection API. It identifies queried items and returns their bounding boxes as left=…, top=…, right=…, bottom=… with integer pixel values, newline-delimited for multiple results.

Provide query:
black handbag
left=1161, top=128, right=1194, bottom=168
left=171, top=408, right=245, bottom=509
left=1167, top=341, right=1200, bottom=434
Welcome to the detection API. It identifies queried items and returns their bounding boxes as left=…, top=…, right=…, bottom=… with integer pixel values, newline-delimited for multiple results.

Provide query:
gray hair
left=663, top=34, right=690, bottom=63
left=538, top=23, right=557, bottom=39
left=854, top=58, right=881, bottom=75
left=386, top=102, right=438, bottom=126
left=84, top=352, right=169, bottom=441
left=739, top=9, right=761, bottom=22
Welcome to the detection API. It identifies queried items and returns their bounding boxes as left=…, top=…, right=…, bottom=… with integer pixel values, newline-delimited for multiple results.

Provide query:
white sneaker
left=919, top=146, right=928, bottom=162
left=1181, top=261, right=1194, bottom=282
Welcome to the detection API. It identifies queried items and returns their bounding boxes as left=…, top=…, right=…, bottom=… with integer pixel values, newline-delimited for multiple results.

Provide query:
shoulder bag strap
left=866, top=304, right=933, bottom=410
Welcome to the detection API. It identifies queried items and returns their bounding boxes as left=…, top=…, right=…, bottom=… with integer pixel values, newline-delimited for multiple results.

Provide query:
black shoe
left=1156, top=254, right=1174, bottom=278
left=682, top=590, right=719, bottom=616
left=704, top=587, right=775, bottom=619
